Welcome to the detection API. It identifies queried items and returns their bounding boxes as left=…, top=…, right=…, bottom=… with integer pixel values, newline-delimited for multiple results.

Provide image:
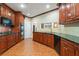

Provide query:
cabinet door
left=11, top=12, right=15, bottom=25
left=66, top=3, right=75, bottom=22
left=15, top=33, right=20, bottom=43
left=61, top=39, right=75, bottom=56
left=20, top=15, right=24, bottom=24
left=0, top=36, right=8, bottom=54
left=43, top=34, right=48, bottom=45
left=33, top=32, right=36, bottom=41
left=33, top=32, right=38, bottom=42
left=7, top=35, right=15, bottom=48
left=0, top=5, right=6, bottom=17
left=5, top=7, right=9, bottom=18
left=75, top=44, right=79, bottom=56
left=61, top=44, right=68, bottom=56
left=47, top=35, right=54, bottom=48
left=75, top=3, right=79, bottom=19
left=59, top=4, right=66, bottom=24
left=15, top=12, right=21, bottom=26
left=38, top=33, right=42, bottom=43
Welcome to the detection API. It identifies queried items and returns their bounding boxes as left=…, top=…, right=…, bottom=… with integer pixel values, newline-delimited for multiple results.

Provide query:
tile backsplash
left=0, top=25, right=10, bottom=33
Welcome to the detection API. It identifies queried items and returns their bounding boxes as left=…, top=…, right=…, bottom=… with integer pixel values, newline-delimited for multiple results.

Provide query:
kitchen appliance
left=20, top=24, right=24, bottom=39
left=54, top=34, right=60, bottom=54
left=0, top=17, right=13, bottom=27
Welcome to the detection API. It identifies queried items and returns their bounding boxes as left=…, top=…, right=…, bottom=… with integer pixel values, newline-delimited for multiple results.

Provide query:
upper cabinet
left=59, top=4, right=66, bottom=24
left=75, top=3, right=79, bottom=19
left=0, top=4, right=15, bottom=25
left=65, top=4, right=75, bottom=22
left=0, top=5, right=6, bottom=17
left=15, top=12, right=24, bottom=26
left=0, top=4, right=25, bottom=26
left=59, top=3, right=79, bottom=24
left=20, top=14, right=25, bottom=24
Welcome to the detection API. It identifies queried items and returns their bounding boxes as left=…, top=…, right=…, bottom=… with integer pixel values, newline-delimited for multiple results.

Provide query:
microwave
left=0, top=17, right=13, bottom=27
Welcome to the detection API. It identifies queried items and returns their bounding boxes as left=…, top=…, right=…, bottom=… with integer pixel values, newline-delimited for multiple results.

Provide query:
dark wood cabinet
left=47, top=34, right=54, bottom=48
left=7, top=34, right=16, bottom=48
left=14, top=33, right=21, bottom=43
left=10, top=10, right=15, bottom=25
left=15, top=12, right=24, bottom=26
left=43, top=34, right=48, bottom=45
left=59, top=3, right=79, bottom=24
left=0, top=33, right=22, bottom=54
left=74, top=44, right=79, bottom=56
left=36, top=32, right=40, bottom=42
left=0, top=4, right=24, bottom=26
left=33, top=32, right=54, bottom=48
left=0, top=4, right=23, bottom=55
left=61, top=39, right=74, bottom=56
left=0, top=4, right=15, bottom=25
left=20, top=15, right=25, bottom=24
left=15, top=12, right=20, bottom=26
left=33, top=32, right=39, bottom=42
left=75, top=3, right=79, bottom=19
left=66, top=4, right=75, bottom=22
left=0, top=5, right=6, bottom=17
left=0, top=36, right=8, bottom=54
left=38, top=33, right=43, bottom=43
left=61, top=38, right=79, bottom=56
left=12, top=26, right=20, bottom=33
left=33, top=32, right=36, bottom=41
left=59, top=4, right=66, bottom=24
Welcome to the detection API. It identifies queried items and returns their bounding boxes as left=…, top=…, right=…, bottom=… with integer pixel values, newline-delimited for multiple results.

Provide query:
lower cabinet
left=47, top=34, right=54, bottom=48
left=7, top=34, right=16, bottom=48
left=15, top=33, right=21, bottom=43
left=0, top=36, right=8, bottom=54
left=74, top=44, right=79, bottom=56
left=0, top=33, right=21, bottom=54
left=33, top=32, right=54, bottom=48
left=38, top=33, right=43, bottom=43
left=33, top=32, right=37, bottom=41
left=33, top=32, right=41, bottom=42
left=61, top=38, right=79, bottom=56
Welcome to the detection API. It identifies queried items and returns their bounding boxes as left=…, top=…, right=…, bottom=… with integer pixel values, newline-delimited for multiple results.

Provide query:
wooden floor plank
left=1, top=39, right=59, bottom=56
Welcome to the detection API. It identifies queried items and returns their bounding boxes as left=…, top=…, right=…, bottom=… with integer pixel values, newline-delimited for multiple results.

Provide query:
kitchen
left=0, top=3, right=79, bottom=56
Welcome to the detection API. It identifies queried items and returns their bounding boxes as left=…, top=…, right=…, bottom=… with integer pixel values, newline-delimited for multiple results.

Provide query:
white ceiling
left=6, top=3, right=58, bottom=17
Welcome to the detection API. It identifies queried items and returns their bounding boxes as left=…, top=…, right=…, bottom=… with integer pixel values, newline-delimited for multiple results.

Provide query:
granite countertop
left=34, top=32, right=79, bottom=44
left=34, top=32, right=53, bottom=35
left=53, top=32, right=79, bottom=44
left=0, top=32, right=16, bottom=36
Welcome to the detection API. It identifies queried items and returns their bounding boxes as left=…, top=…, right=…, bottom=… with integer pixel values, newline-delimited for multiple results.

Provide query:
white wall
left=24, top=18, right=32, bottom=39
left=63, top=23, right=79, bottom=36
left=24, top=9, right=79, bottom=38
left=32, top=9, right=59, bottom=33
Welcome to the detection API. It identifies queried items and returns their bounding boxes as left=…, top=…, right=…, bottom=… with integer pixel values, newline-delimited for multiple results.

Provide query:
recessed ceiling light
left=46, top=4, right=50, bottom=9
left=20, top=4, right=25, bottom=8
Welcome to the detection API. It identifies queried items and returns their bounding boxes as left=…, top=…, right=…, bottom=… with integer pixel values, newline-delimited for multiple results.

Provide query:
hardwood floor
left=1, top=39, right=59, bottom=56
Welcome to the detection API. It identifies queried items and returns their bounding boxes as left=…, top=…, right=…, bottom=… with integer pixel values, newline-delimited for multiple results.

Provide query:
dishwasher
left=54, top=34, right=61, bottom=54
